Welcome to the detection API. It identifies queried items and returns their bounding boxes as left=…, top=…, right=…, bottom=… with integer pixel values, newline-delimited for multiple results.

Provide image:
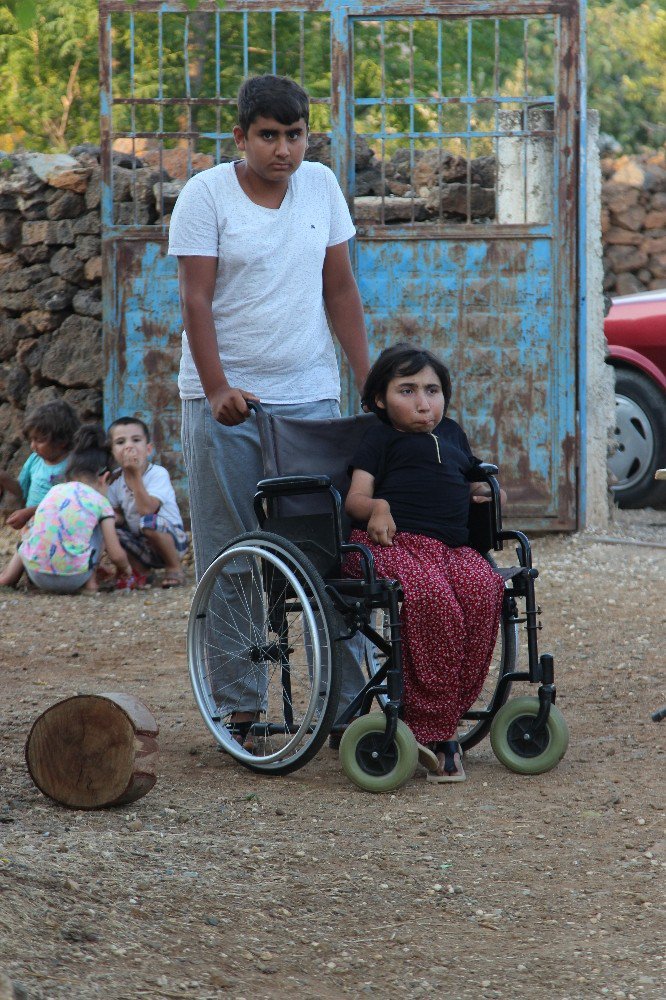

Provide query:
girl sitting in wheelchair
left=344, top=343, right=506, bottom=784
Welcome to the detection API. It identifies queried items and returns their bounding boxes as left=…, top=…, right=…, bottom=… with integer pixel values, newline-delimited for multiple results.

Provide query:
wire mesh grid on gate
left=100, top=4, right=333, bottom=229
left=351, top=14, right=558, bottom=229
left=100, top=3, right=560, bottom=231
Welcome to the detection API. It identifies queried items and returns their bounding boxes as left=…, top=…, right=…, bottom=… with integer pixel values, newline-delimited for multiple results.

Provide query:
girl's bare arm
left=345, top=469, right=396, bottom=546
left=101, top=518, right=132, bottom=576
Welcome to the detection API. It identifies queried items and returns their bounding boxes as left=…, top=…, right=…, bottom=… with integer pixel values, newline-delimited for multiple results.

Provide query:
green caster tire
left=490, top=696, right=569, bottom=775
left=339, top=714, right=418, bottom=793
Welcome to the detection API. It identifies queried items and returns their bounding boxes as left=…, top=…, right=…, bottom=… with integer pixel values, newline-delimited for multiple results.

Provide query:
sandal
left=427, top=740, right=466, bottom=783
left=162, top=571, right=185, bottom=589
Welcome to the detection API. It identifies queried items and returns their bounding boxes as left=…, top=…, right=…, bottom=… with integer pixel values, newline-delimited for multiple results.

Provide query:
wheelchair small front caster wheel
left=339, top=713, right=418, bottom=793
left=490, top=696, right=569, bottom=775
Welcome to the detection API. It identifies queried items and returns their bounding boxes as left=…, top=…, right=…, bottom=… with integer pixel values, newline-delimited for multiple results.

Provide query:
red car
left=605, top=289, right=666, bottom=508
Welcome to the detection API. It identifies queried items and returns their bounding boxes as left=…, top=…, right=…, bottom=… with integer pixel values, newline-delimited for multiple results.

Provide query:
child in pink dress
left=19, top=426, right=132, bottom=594
left=0, top=400, right=79, bottom=587
left=344, top=344, right=506, bottom=783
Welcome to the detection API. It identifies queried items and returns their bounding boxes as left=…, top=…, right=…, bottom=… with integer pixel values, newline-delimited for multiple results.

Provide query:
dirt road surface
left=0, top=510, right=664, bottom=1000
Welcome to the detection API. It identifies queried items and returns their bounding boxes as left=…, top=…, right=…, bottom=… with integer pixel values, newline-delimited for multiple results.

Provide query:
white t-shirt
left=107, top=464, right=183, bottom=534
left=168, top=160, right=356, bottom=403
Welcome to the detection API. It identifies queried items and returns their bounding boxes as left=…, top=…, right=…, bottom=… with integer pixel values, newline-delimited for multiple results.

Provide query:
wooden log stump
left=25, top=693, right=159, bottom=809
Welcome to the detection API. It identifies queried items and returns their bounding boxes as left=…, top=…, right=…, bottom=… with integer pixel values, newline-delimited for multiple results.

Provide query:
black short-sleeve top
left=349, top=417, right=483, bottom=547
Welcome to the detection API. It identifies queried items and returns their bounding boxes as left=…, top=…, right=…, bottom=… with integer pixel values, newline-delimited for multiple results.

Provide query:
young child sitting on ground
left=107, top=416, right=188, bottom=588
left=18, top=425, right=132, bottom=594
left=344, top=343, right=507, bottom=784
left=0, top=400, right=80, bottom=588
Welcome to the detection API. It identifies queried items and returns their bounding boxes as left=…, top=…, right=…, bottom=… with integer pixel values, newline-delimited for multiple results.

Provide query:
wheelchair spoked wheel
left=188, top=532, right=341, bottom=775
left=489, top=697, right=569, bottom=774
left=339, top=714, right=419, bottom=793
left=457, top=585, right=518, bottom=751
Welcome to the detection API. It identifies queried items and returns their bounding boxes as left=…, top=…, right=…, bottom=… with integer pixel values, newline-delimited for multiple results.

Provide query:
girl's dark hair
left=361, top=343, right=452, bottom=423
left=237, top=74, right=309, bottom=133
left=23, top=400, right=80, bottom=449
left=66, top=424, right=112, bottom=480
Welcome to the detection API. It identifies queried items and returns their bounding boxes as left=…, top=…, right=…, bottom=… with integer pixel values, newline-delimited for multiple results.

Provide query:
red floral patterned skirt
left=343, top=530, right=505, bottom=743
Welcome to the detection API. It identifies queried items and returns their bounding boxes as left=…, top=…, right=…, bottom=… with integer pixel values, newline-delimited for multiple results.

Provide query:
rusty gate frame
left=99, top=0, right=586, bottom=530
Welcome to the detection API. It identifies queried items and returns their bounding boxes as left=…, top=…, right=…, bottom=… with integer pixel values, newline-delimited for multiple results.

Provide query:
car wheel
left=609, top=368, right=666, bottom=508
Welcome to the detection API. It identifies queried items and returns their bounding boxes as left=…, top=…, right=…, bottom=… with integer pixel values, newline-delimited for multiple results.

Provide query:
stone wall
left=601, top=150, right=666, bottom=296
left=0, top=149, right=103, bottom=472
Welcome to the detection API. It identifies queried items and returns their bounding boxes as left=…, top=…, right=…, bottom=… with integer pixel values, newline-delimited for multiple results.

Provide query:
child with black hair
left=18, top=425, right=132, bottom=594
left=107, top=416, right=188, bottom=588
left=344, top=343, right=506, bottom=784
left=169, top=73, right=370, bottom=724
left=0, top=400, right=80, bottom=587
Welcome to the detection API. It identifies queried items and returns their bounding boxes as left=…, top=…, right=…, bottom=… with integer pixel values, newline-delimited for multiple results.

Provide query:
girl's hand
left=470, top=482, right=507, bottom=506
left=470, top=482, right=491, bottom=503
left=6, top=508, right=33, bottom=530
left=367, top=502, right=397, bottom=547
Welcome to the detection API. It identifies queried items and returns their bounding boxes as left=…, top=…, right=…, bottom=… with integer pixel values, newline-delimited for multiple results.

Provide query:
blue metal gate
left=100, top=0, right=583, bottom=530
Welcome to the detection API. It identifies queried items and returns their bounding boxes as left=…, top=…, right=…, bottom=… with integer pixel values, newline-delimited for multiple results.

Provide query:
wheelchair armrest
left=468, top=464, right=503, bottom=551
left=256, top=475, right=332, bottom=497
left=477, top=462, right=499, bottom=477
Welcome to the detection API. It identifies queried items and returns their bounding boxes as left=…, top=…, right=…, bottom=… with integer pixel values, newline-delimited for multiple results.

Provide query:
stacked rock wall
left=601, top=151, right=666, bottom=296
left=0, top=149, right=103, bottom=471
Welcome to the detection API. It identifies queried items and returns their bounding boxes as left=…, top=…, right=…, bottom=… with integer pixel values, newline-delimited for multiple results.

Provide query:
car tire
left=609, top=368, right=666, bottom=508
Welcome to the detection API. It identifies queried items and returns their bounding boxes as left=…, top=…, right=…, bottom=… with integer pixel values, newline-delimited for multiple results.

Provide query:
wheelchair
left=188, top=404, right=569, bottom=792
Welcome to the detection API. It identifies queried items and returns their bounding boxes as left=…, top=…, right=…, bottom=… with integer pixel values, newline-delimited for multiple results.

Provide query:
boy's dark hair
left=361, top=343, right=452, bottom=423
left=237, top=74, right=309, bottom=133
left=108, top=415, right=151, bottom=443
left=23, top=400, right=79, bottom=449
left=67, top=424, right=112, bottom=480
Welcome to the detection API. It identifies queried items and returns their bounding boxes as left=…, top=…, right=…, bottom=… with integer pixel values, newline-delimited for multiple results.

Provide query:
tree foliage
left=0, top=0, right=664, bottom=154
left=587, top=0, right=666, bottom=148
left=0, top=1, right=98, bottom=150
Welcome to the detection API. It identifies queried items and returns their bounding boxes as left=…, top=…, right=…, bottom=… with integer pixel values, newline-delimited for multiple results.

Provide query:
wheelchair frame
left=188, top=402, right=569, bottom=789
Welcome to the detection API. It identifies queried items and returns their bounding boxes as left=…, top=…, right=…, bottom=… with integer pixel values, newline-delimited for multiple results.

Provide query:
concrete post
left=497, top=107, right=554, bottom=224
left=584, top=109, right=615, bottom=530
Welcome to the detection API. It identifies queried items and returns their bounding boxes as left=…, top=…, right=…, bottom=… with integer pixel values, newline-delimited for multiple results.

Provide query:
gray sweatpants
left=181, top=397, right=366, bottom=715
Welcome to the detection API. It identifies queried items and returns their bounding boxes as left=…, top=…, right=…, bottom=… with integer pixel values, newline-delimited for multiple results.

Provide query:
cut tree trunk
left=25, top=692, right=159, bottom=809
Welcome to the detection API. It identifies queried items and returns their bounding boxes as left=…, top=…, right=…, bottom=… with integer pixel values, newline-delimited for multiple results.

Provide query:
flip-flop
left=427, top=740, right=466, bottom=783
left=162, top=572, right=185, bottom=589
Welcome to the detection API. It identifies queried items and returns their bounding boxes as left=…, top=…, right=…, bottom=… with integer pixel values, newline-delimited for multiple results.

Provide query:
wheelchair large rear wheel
left=188, top=531, right=341, bottom=775
left=457, top=584, right=518, bottom=751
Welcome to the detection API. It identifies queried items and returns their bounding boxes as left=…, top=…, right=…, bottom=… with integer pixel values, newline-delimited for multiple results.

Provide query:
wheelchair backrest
left=256, top=408, right=378, bottom=520
left=253, top=408, right=376, bottom=575
left=253, top=406, right=497, bottom=573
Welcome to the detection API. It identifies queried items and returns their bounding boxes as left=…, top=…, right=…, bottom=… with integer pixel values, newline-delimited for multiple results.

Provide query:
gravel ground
left=0, top=508, right=664, bottom=1000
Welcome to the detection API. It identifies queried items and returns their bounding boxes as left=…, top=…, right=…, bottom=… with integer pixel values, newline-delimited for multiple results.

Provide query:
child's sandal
left=427, top=740, right=466, bottom=783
